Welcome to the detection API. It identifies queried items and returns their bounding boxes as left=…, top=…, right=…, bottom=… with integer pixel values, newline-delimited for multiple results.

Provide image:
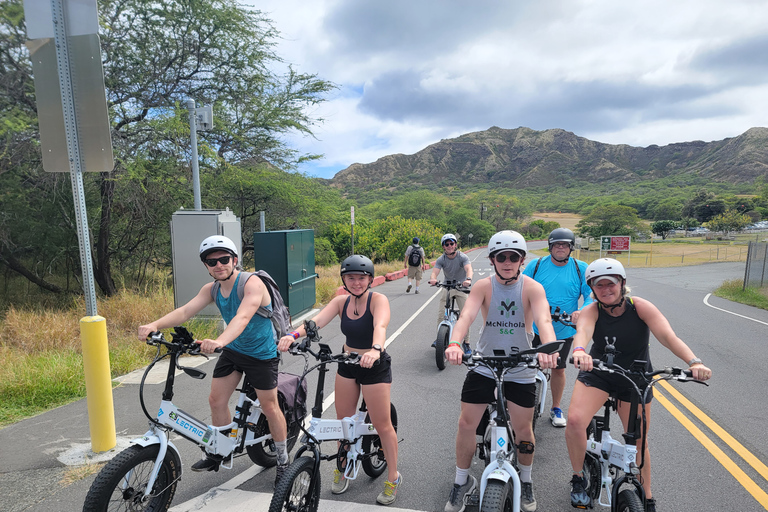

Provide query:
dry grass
left=61, top=463, right=105, bottom=485
left=314, top=260, right=404, bottom=306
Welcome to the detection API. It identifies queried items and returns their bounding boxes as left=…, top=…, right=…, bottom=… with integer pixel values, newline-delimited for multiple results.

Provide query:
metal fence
left=744, top=241, right=768, bottom=289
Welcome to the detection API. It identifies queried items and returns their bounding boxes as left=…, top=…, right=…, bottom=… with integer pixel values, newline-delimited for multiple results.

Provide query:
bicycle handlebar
left=551, top=306, right=575, bottom=327
left=433, top=280, right=470, bottom=293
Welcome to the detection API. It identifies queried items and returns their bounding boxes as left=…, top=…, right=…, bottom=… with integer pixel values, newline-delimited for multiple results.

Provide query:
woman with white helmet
left=565, top=258, right=712, bottom=512
left=138, top=235, right=289, bottom=482
left=442, top=230, right=559, bottom=512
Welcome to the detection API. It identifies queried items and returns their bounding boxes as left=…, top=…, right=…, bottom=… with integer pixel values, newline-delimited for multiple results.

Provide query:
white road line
left=703, top=293, right=768, bottom=326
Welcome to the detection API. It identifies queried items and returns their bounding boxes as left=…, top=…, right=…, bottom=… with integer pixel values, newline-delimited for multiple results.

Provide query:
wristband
left=572, top=346, right=586, bottom=353
left=290, top=331, right=300, bottom=340
left=449, top=341, right=462, bottom=346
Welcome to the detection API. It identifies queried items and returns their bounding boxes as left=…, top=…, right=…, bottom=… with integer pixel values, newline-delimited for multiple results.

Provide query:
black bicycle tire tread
left=435, top=324, right=450, bottom=370
left=616, top=488, right=644, bottom=512
left=480, top=479, right=513, bottom=512
left=82, top=444, right=179, bottom=512
left=268, top=456, right=319, bottom=512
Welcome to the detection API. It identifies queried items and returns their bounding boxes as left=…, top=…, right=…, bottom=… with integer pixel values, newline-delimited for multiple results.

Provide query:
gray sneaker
left=521, top=482, right=537, bottom=512
left=406, top=284, right=412, bottom=293
left=444, top=475, right=477, bottom=512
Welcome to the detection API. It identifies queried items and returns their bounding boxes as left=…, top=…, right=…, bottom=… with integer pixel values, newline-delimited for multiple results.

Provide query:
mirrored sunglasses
left=204, top=255, right=232, bottom=267
left=494, top=251, right=522, bottom=263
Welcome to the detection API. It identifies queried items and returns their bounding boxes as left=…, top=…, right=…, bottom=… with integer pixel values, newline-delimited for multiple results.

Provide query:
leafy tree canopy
left=575, top=204, right=645, bottom=239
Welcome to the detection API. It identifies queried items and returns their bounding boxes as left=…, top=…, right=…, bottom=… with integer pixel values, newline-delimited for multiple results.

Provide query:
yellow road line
left=658, top=379, right=768, bottom=482
left=655, top=388, right=768, bottom=509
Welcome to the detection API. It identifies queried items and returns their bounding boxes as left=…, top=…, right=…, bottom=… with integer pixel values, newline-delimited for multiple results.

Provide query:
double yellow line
left=655, top=380, right=768, bottom=509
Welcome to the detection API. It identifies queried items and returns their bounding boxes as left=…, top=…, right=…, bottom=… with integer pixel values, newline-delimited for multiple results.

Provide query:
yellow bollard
left=81, top=315, right=116, bottom=452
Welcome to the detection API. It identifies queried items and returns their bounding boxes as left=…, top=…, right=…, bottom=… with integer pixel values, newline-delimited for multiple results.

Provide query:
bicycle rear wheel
left=435, top=324, right=449, bottom=370
left=616, top=488, right=644, bottom=512
left=362, top=403, right=398, bottom=477
left=246, top=411, right=301, bottom=467
left=268, top=456, right=319, bottom=512
left=82, top=444, right=180, bottom=512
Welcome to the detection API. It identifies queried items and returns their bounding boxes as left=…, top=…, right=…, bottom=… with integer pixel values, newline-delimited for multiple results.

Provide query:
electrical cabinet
left=253, top=230, right=317, bottom=317
left=170, top=209, right=241, bottom=317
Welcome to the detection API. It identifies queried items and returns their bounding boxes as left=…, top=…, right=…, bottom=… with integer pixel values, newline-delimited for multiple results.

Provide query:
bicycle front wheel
left=480, top=479, right=514, bottom=512
left=616, top=488, right=644, bottom=512
left=362, top=403, right=398, bottom=477
left=435, top=324, right=450, bottom=370
left=82, top=444, right=180, bottom=512
left=268, top=456, right=320, bottom=512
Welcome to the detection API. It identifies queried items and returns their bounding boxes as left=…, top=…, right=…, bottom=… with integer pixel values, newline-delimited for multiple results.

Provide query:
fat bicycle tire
left=268, top=456, right=320, bottom=512
left=246, top=413, right=301, bottom=467
left=435, top=324, right=450, bottom=370
left=82, top=444, right=180, bottom=512
left=480, top=479, right=514, bottom=512
left=362, top=403, right=398, bottom=477
left=616, top=488, right=644, bottom=512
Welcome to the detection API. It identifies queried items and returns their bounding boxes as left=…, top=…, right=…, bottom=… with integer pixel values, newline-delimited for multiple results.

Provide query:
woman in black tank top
left=564, top=258, right=712, bottom=512
left=275, top=255, right=401, bottom=505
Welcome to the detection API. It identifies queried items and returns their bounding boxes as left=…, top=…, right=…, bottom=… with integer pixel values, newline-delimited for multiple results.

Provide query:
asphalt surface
left=0, top=257, right=749, bottom=512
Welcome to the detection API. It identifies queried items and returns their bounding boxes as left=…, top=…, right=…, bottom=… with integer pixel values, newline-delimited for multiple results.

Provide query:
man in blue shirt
left=523, top=228, right=593, bottom=427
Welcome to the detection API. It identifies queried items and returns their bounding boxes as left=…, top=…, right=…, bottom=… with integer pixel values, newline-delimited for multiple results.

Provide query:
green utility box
left=253, top=229, right=317, bottom=317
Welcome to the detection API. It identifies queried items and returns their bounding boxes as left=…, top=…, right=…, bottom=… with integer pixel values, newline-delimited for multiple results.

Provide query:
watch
left=372, top=344, right=383, bottom=353
left=687, top=357, right=703, bottom=366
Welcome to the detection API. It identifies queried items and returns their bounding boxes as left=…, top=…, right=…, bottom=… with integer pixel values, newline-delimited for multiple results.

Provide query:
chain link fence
left=744, top=241, right=768, bottom=289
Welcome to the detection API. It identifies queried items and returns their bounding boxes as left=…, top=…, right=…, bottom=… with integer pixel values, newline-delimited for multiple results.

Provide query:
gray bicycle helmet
left=487, top=230, right=527, bottom=256
left=199, top=235, right=238, bottom=261
left=548, top=228, right=575, bottom=250
left=340, top=255, right=375, bottom=277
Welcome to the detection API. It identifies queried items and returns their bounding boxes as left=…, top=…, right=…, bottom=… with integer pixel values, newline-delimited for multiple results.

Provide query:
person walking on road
left=443, top=231, right=559, bottom=512
left=428, top=233, right=473, bottom=351
left=523, top=227, right=593, bottom=427
left=566, top=258, right=712, bottom=512
left=277, top=255, right=401, bottom=506
left=137, top=235, right=289, bottom=484
left=404, top=237, right=427, bottom=294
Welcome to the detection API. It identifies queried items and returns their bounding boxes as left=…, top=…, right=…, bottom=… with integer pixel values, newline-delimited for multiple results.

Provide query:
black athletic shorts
left=577, top=370, right=653, bottom=404
left=461, top=371, right=536, bottom=408
left=337, top=351, right=393, bottom=385
left=532, top=334, right=572, bottom=370
left=213, top=348, right=279, bottom=391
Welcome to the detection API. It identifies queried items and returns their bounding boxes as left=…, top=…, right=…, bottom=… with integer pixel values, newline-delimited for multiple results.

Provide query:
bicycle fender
left=131, top=432, right=181, bottom=459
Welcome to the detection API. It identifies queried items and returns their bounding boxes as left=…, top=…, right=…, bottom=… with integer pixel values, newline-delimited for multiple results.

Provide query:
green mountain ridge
left=329, top=126, right=768, bottom=191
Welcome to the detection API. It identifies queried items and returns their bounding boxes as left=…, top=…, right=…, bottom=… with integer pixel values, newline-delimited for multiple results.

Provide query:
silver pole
left=187, top=98, right=201, bottom=210
left=260, top=210, right=266, bottom=232
left=52, top=0, right=98, bottom=315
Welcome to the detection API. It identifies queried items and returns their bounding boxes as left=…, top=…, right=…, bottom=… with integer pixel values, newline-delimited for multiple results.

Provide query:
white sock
left=455, top=466, right=470, bottom=486
left=274, top=440, right=289, bottom=465
left=519, top=463, right=532, bottom=483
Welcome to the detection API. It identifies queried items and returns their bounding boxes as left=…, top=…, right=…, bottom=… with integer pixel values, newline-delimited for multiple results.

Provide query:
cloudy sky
left=254, top=0, right=768, bottom=179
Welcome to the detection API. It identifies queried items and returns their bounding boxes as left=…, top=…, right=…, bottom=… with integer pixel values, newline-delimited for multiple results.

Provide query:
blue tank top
left=340, top=293, right=375, bottom=349
left=475, top=277, right=535, bottom=383
left=215, top=273, right=278, bottom=360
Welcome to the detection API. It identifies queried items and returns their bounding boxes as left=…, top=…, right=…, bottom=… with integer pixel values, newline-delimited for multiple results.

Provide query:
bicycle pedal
left=464, top=492, right=480, bottom=507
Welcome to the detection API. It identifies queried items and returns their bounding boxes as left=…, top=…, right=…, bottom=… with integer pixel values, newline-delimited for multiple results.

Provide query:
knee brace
left=517, top=440, right=535, bottom=454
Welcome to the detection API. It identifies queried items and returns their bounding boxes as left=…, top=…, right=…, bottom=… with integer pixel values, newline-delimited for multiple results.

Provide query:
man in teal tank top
left=138, top=235, right=288, bottom=480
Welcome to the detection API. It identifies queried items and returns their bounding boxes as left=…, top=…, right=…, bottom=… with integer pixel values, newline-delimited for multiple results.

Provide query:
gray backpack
left=210, top=270, right=292, bottom=339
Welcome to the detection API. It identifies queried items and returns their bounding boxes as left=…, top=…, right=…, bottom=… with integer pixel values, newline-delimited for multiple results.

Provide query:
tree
left=650, top=220, right=678, bottom=240
left=446, top=208, right=495, bottom=246
left=681, top=190, right=727, bottom=223
left=575, top=204, right=644, bottom=240
left=1, top=0, right=335, bottom=296
left=704, top=210, right=751, bottom=238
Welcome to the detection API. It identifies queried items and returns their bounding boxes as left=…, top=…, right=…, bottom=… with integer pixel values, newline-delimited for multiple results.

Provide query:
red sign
left=610, top=236, right=630, bottom=251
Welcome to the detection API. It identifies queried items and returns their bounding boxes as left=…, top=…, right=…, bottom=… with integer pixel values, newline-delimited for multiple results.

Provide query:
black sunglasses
left=493, top=252, right=522, bottom=263
left=204, top=255, right=232, bottom=267
left=443, top=241, right=456, bottom=246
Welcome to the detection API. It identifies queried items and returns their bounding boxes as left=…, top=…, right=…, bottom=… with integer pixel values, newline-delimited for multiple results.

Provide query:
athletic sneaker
left=444, top=475, right=477, bottom=512
left=406, top=284, right=412, bottom=293
left=521, top=482, right=537, bottom=512
left=376, top=472, right=402, bottom=505
left=550, top=407, right=567, bottom=427
left=570, top=474, right=591, bottom=508
left=646, top=498, right=657, bottom=512
left=462, top=341, right=472, bottom=357
left=415, top=289, right=420, bottom=294
left=274, top=462, right=288, bottom=488
left=331, top=468, right=349, bottom=494
left=191, top=456, right=221, bottom=472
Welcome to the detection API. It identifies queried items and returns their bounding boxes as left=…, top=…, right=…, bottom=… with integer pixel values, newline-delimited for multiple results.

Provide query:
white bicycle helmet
left=585, top=258, right=626, bottom=285
left=441, top=233, right=457, bottom=245
left=199, top=235, right=238, bottom=261
left=488, top=230, right=527, bottom=256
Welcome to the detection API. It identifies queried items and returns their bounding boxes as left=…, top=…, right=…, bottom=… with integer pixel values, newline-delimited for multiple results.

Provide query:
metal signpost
left=23, top=0, right=115, bottom=452
left=600, top=235, right=631, bottom=265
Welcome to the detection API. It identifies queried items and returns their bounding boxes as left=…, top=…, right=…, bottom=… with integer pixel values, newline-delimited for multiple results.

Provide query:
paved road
left=2, top=257, right=763, bottom=511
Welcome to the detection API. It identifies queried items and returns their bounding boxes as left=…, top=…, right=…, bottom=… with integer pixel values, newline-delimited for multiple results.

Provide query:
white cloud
left=253, top=0, right=768, bottom=178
